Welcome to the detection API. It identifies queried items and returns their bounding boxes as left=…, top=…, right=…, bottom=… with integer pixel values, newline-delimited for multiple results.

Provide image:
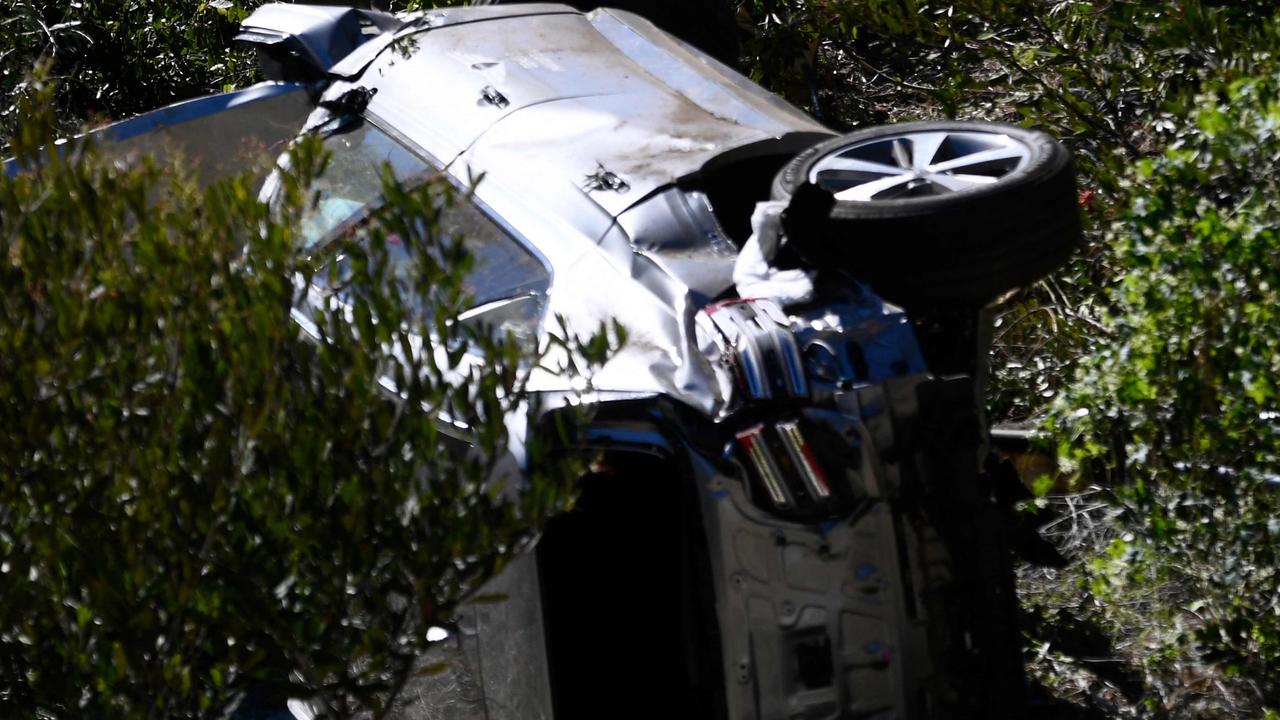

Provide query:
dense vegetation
left=0, top=73, right=611, bottom=717
left=2, top=0, right=1279, bottom=717
left=0, top=1, right=258, bottom=140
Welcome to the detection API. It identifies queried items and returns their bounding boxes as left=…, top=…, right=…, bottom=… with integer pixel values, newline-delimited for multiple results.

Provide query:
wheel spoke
left=909, top=132, right=949, bottom=171
left=834, top=172, right=917, bottom=201
left=927, top=145, right=1026, bottom=174
left=890, top=138, right=913, bottom=169
left=923, top=172, right=998, bottom=192
left=818, top=156, right=905, bottom=177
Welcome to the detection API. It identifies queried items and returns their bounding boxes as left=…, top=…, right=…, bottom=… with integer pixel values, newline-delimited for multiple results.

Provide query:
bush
left=1045, top=73, right=1280, bottom=717
left=0, top=80, right=590, bottom=718
left=0, top=0, right=262, bottom=142
left=6, top=0, right=1280, bottom=714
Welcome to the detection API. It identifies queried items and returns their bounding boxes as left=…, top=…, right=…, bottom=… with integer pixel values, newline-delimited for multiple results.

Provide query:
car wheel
left=772, top=121, right=1081, bottom=307
left=470, top=0, right=740, bottom=66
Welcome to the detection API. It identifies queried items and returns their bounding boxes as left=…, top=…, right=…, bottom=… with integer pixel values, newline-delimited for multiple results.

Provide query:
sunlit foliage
left=0, top=78, right=595, bottom=718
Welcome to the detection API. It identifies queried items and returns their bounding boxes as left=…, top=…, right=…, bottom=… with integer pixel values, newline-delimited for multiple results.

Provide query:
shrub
left=0, top=80, right=591, bottom=718
left=0, top=0, right=262, bottom=142
left=1045, top=73, right=1280, bottom=716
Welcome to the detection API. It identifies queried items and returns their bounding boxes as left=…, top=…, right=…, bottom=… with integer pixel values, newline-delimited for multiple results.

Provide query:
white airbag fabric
left=732, top=200, right=815, bottom=306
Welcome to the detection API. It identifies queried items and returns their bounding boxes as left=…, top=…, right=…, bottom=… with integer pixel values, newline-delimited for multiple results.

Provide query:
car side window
left=296, top=122, right=430, bottom=250
left=438, top=200, right=550, bottom=308
left=302, top=122, right=550, bottom=346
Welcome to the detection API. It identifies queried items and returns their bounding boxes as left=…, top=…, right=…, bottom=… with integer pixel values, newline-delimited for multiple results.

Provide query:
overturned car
left=81, top=3, right=1081, bottom=718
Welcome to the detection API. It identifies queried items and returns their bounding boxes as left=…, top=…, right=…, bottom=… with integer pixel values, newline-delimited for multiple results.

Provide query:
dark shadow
left=537, top=455, right=726, bottom=720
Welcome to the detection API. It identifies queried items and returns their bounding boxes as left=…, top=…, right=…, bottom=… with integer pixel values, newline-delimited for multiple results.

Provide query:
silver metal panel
left=350, top=8, right=819, bottom=219
left=358, top=26, right=574, bottom=163
left=615, top=188, right=739, bottom=301
left=394, top=552, right=554, bottom=720
left=465, top=89, right=768, bottom=217
left=432, top=154, right=733, bottom=416
left=398, top=3, right=575, bottom=31
left=524, top=241, right=728, bottom=417
left=299, top=3, right=835, bottom=422
left=588, top=9, right=828, bottom=135
left=282, top=1, right=839, bottom=419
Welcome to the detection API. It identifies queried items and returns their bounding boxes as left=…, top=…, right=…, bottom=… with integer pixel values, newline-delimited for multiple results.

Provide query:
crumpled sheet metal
left=345, top=8, right=813, bottom=218
left=288, top=91, right=730, bottom=437
left=291, top=2, right=835, bottom=424
left=525, top=229, right=729, bottom=419
left=236, top=4, right=402, bottom=75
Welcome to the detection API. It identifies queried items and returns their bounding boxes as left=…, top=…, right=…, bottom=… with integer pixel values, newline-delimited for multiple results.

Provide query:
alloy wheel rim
left=807, top=130, right=1034, bottom=201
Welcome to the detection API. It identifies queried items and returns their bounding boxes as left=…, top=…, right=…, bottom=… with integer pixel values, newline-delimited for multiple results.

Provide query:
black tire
left=470, top=0, right=741, bottom=66
left=772, top=121, right=1081, bottom=307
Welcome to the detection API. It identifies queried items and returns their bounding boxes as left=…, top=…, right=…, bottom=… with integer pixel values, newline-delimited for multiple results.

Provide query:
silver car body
left=63, top=5, right=948, bottom=719
left=308, top=5, right=830, bottom=420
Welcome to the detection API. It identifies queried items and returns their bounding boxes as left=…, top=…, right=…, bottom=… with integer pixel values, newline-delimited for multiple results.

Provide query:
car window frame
left=301, top=113, right=555, bottom=346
